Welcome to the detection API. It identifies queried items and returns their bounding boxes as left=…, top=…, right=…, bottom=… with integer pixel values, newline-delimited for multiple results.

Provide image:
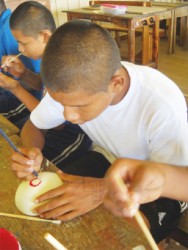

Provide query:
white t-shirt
left=30, top=62, right=188, bottom=166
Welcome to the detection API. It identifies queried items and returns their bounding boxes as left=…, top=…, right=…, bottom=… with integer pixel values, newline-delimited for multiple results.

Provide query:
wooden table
left=64, top=7, right=163, bottom=68
left=153, top=2, right=188, bottom=52
left=0, top=133, right=151, bottom=249
left=174, top=3, right=188, bottom=51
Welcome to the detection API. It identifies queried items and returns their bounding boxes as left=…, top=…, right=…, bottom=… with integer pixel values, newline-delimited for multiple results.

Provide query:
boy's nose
left=18, top=44, right=25, bottom=54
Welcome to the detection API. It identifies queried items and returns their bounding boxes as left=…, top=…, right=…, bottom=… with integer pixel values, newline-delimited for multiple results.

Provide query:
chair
left=170, top=208, right=188, bottom=248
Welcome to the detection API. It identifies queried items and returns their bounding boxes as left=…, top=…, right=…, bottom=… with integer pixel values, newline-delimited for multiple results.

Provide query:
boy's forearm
left=162, top=165, right=188, bottom=202
left=21, top=119, right=46, bottom=150
left=11, top=84, right=39, bottom=112
left=20, top=68, right=42, bottom=90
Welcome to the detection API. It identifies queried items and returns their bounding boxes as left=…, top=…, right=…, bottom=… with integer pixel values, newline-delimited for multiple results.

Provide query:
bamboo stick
left=0, top=212, right=61, bottom=224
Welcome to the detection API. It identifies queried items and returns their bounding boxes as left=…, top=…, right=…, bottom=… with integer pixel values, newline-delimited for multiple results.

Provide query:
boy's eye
left=19, top=42, right=27, bottom=46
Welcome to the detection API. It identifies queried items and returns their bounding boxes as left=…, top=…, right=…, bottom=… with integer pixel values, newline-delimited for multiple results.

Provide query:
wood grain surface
left=0, top=127, right=151, bottom=249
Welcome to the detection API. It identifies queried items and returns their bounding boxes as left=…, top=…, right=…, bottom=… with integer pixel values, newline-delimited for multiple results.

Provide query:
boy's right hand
left=11, top=147, right=43, bottom=180
left=104, top=159, right=165, bottom=217
left=1, top=55, right=26, bottom=78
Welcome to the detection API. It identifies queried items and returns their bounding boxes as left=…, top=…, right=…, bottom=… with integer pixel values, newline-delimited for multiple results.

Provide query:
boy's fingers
left=18, top=147, right=43, bottom=162
left=35, top=185, right=65, bottom=203
left=11, top=152, right=32, bottom=165
left=11, top=160, right=34, bottom=172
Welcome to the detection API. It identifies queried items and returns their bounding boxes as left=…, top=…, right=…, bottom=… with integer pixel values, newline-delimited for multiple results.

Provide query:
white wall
left=50, top=0, right=90, bottom=26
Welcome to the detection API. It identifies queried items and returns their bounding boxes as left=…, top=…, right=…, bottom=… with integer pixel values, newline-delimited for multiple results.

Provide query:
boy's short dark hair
left=41, top=20, right=121, bottom=93
left=10, top=1, right=56, bottom=37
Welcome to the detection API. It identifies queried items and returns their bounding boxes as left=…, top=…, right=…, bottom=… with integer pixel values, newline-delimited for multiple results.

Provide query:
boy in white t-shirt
left=11, top=20, right=188, bottom=244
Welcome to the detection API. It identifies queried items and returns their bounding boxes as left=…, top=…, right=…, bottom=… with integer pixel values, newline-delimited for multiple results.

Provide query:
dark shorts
left=0, top=89, right=30, bottom=129
left=140, top=199, right=188, bottom=243
left=61, top=150, right=111, bottom=177
left=42, top=123, right=92, bottom=169
left=0, top=88, right=41, bottom=129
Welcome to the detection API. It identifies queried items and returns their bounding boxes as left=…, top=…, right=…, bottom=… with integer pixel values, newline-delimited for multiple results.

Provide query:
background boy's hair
left=0, top=0, right=6, bottom=14
left=10, top=1, right=56, bottom=37
left=41, top=20, right=121, bottom=93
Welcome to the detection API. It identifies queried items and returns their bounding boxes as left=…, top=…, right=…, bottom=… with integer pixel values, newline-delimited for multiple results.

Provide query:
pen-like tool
left=0, top=128, right=39, bottom=178
left=0, top=52, right=23, bottom=69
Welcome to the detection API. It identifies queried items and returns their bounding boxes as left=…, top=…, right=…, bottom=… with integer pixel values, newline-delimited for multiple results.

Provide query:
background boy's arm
left=1, top=56, right=42, bottom=90
left=0, top=73, right=39, bottom=111
left=19, top=67, right=42, bottom=90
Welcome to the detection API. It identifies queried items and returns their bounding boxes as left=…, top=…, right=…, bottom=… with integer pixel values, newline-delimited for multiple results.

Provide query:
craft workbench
left=0, top=115, right=151, bottom=249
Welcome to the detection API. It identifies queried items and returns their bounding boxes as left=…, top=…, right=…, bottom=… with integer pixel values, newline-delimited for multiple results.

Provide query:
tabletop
left=0, top=123, right=152, bottom=249
left=64, top=6, right=168, bottom=20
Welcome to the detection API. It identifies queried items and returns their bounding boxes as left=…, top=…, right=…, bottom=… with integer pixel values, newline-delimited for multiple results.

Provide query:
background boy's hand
left=1, top=55, right=26, bottom=78
left=11, top=147, right=43, bottom=180
left=35, top=171, right=107, bottom=221
left=0, top=73, right=19, bottom=90
left=104, top=159, right=165, bottom=217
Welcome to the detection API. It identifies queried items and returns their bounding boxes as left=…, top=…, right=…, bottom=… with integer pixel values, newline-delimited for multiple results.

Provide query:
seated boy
left=11, top=20, right=188, bottom=244
left=0, top=0, right=41, bottom=128
left=104, top=158, right=188, bottom=217
left=3, top=2, right=91, bottom=168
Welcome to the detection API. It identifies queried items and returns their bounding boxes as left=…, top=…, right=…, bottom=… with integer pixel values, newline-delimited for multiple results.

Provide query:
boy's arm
left=0, top=73, right=39, bottom=111
left=12, top=84, right=39, bottom=111
left=21, top=119, right=47, bottom=150
left=19, top=68, right=42, bottom=90
left=104, top=159, right=188, bottom=218
left=162, top=164, right=188, bottom=202
left=1, top=56, right=42, bottom=90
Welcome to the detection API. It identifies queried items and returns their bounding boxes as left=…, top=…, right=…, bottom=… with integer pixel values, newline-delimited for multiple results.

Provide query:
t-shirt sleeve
left=30, top=92, right=65, bottom=129
left=148, top=104, right=188, bottom=166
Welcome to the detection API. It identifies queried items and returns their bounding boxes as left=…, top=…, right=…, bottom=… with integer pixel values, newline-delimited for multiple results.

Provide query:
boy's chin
left=31, top=56, right=41, bottom=60
left=24, top=54, right=41, bottom=60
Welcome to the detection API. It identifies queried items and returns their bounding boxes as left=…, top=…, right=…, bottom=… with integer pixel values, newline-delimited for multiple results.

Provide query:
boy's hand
left=35, top=171, right=106, bottom=221
left=104, top=159, right=165, bottom=218
left=0, top=73, right=19, bottom=90
left=1, top=55, right=26, bottom=78
left=11, top=147, right=43, bottom=180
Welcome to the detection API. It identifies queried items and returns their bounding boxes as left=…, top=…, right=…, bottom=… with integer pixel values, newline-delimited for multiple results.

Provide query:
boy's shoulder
left=0, top=9, right=12, bottom=25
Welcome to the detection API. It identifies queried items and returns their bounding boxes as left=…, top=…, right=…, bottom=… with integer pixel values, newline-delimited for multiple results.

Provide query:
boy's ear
left=109, top=74, right=126, bottom=94
left=40, top=30, right=52, bottom=44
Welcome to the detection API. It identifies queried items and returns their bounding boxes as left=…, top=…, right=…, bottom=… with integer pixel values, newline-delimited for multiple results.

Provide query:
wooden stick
left=1, top=53, right=23, bottom=69
left=0, top=212, right=61, bottom=225
left=134, top=211, right=159, bottom=250
left=44, top=233, right=68, bottom=250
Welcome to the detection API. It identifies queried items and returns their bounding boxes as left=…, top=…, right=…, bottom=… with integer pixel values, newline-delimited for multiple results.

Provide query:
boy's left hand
left=0, top=73, right=18, bottom=90
left=35, top=171, right=106, bottom=221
